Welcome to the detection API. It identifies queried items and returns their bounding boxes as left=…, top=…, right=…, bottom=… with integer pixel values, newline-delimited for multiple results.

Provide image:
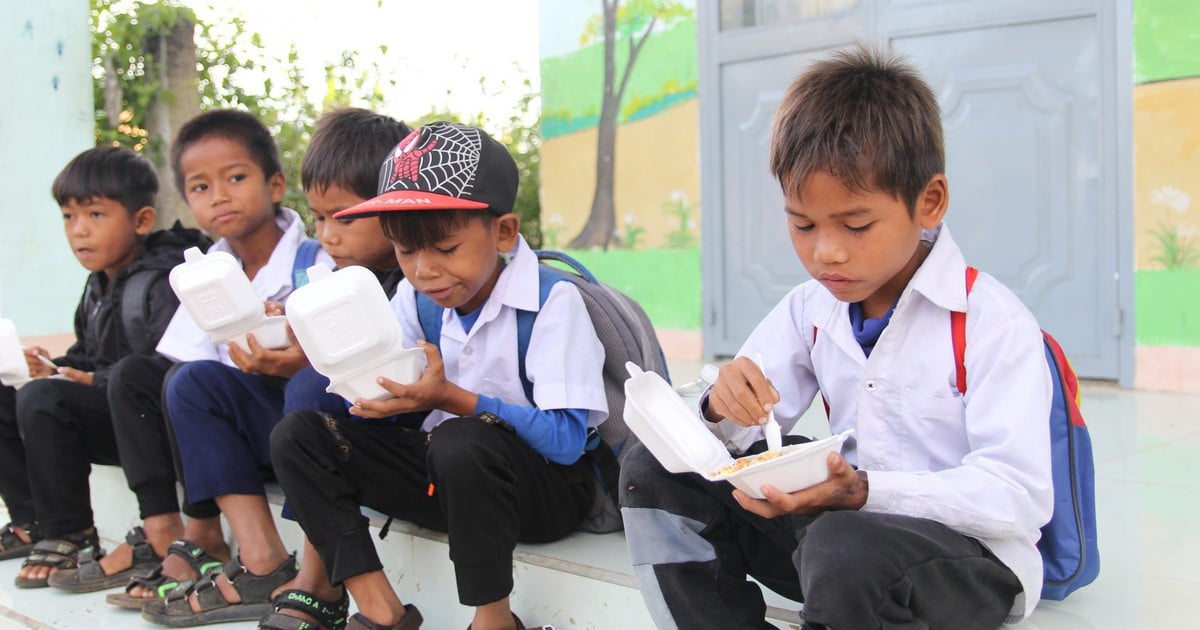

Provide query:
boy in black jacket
left=0, top=146, right=209, bottom=589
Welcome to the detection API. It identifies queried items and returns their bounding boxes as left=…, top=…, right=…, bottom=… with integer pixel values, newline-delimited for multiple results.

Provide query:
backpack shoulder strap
left=292, top=238, right=321, bottom=288
left=414, top=291, right=443, bottom=350
left=516, top=264, right=570, bottom=404
left=120, top=268, right=165, bottom=355
left=952, top=266, right=980, bottom=394
left=414, top=261, right=569, bottom=406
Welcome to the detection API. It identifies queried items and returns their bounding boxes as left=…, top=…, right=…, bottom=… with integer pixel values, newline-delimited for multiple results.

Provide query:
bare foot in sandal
left=0, top=522, right=35, bottom=561
left=108, top=516, right=229, bottom=607
left=15, top=528, right=101, bottom=588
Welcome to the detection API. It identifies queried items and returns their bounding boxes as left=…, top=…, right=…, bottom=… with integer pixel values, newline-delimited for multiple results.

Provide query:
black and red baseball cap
left=334, top=121, right=518, bottom=219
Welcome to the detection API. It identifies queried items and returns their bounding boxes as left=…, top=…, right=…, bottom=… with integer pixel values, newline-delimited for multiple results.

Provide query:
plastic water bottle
left=675, top=363, right=721, bottom=398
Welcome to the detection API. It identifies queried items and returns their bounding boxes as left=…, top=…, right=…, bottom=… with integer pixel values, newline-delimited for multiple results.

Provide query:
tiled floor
left=0, top=360, right=1196, bottom=628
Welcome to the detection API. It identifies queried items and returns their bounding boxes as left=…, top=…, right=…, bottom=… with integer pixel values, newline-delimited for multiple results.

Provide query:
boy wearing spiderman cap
left=269, top=122, right=606, bottom=630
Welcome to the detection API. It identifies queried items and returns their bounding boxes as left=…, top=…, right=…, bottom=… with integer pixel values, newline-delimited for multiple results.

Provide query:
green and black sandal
left=14, top=529, right=103, bottom=589
left=49, top=526, right=164, bottom=593
left=106, top=539, right=226, bottom=610
left=141, top=553, right=299, bottom=627
left=0, top=522, right=36, bottom=561
left=257, top=588, right=350, bottom=630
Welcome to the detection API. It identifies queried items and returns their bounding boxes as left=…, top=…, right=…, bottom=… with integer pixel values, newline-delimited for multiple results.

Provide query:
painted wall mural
left=1133, top=0, right=1200, bottom=348
left=538, top=0, right=701, bottom=340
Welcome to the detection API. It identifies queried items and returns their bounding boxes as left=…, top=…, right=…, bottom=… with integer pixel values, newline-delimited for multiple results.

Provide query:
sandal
left=107, top=539, right=226, bottom=609
left=345, top=605, right=423, bottom=630
left=0, top=522, right=36, bottom=561
left=14, top=529, right=103, bottom=589
left=141, top=553, right=298, bottom=627
left=257, top=588, right=350, bottom=630
left=465, top=613, right=551, bottom=630
left=49, top=525, right=164, bottom=593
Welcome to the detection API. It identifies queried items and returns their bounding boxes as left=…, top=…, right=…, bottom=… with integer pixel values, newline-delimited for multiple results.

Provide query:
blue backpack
left=291, top=238, right=321, bottom=289
left=955, top=266, right=1099, bottom=600
left=415, top=249, right=670, bottom=533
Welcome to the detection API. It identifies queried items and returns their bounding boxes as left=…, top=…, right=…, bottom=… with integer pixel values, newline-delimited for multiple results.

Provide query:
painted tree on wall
left=568, top=0, right=689, bottom=249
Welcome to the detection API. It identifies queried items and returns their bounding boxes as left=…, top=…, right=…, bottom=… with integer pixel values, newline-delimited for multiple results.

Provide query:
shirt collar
left=208, top=207, right=307, bottom=298
left=904, top=223, right=969, bottom=313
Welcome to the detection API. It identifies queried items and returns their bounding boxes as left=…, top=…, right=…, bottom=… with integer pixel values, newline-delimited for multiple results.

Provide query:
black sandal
left=257, top=588, right=350, bottom=629
left=107, top=539, right=226, bottom=609
left=0, top=522, right=35, bottom=561
left=14, top=529, right=103, bottom=589
left=49, top=525, right=164, bottom=593
left=345, top=605, right=423, bottom=630
left=141, top=553, right=298, bottom=627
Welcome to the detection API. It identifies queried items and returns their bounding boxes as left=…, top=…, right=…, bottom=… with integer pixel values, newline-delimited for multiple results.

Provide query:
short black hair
left=302, top=108, right=412, bottom=200
left=169, top=109, right=283, bottom=204
left=379, top=209, right=493, bottom=251
left=52, top=145, right=159, bottom=214
left=770, top=44, right=944, bottom=214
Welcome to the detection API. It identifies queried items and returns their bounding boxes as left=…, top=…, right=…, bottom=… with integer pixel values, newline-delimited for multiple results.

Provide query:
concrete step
left=0, top=466, right=803, bottom=629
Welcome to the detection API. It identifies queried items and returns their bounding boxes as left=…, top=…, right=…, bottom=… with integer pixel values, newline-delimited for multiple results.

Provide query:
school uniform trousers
left=164, top=361, right=288, bottom=505
left=0, top=378, right=119, bottom=538
left=270, top=409, right=595, bottom=606
left=619, top=439, right=1023, bottom=630
left=107, top=354, right=220, bottom=520
left=0, top=385, right=35, bottom=525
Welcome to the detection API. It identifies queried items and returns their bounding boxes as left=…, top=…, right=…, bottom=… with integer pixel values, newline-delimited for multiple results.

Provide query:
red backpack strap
left=952, top=267, right=979, bottom=394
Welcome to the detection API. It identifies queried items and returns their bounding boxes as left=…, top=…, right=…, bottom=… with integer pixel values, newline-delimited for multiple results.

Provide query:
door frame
left=697, top=0, right=1135, bottom=386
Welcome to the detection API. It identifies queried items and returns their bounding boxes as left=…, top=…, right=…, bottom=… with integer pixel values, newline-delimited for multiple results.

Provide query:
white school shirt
left=709, top=225, right=1054, bottom=621
left=156, top=208, right=333, bottom=366
left=389, top=235, right=608, bottom=433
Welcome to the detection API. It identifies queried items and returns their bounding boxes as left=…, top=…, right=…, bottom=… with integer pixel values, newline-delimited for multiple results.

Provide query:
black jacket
left=55, top=221, right=211, bottom=388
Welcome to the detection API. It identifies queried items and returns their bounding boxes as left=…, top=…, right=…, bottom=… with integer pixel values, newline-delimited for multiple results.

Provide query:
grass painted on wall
left=547, top=248, right=701, bottom=330
left=1135, top=268, right=1200, bottom=345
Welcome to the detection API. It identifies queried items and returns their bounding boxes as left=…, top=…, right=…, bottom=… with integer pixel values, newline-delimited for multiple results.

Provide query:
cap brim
left=333, top=190, right=490, bottom=219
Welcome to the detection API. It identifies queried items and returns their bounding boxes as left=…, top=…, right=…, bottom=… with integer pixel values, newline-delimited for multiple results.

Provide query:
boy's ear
left=268, top=171, right=286, bottom=204
left=494, top=213, right=521, bottom=253
left=916, top=174, right=949, bottom=229
left=133, top=206, right=156, bottom=236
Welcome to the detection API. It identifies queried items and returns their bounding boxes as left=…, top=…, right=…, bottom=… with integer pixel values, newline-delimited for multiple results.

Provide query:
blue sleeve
left=475, top=395, right=588, bottom=465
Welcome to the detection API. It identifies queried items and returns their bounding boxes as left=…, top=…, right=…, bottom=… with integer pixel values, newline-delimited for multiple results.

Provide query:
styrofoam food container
left=0, top=318, right=30, bottom=386
left=624, top=362, right=733, bottom=474
left=224, top=316, right=292, bottom=354
left=169, top=247, right=264, bottom=342
left=623, top=362, right=851, bottom=499
left=286, top=264, right=405, bottom=379
left=326, top=347, right=428, bottom=403
left=710, top=431, right=852, bottom=500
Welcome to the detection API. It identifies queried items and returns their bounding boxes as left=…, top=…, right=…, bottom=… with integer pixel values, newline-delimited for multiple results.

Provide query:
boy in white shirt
left=268, top=122, right=607, bottom=630
left=619, top=45, right=1055, bottom=629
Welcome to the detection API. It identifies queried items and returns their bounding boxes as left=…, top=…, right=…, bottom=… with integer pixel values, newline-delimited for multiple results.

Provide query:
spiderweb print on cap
left=384, top=125, right=483, bottom=199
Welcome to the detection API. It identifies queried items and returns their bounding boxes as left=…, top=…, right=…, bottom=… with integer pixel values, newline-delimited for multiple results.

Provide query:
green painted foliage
left=1134, top=0, right=1200, bottom=83
left=541, top=17, right=697, bottom=137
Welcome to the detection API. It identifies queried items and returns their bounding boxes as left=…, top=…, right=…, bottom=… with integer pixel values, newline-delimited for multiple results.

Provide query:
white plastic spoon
left=753, top=353, right=783, bottom=452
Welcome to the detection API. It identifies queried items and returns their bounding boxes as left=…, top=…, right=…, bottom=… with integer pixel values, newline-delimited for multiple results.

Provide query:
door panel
left=701, top=2, right=1121, bottom=379
left=894, top=16, right=1116, bottom=377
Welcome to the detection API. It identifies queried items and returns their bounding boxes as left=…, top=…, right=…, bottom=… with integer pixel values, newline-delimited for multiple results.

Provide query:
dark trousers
left=15, top=378, right=119, bottom=538
left=0, top=385, right=34, bottom=524
left=270, top=412, right=595, bottom=606
left=619, top=442, right=1023, bottom=630
left=165, top=361, right=286, bottom=503
left=108, top=354, right=219, bottom=520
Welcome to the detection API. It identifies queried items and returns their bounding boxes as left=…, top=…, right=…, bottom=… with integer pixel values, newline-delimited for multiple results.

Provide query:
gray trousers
left=618, top=442, right=1022, bottom=629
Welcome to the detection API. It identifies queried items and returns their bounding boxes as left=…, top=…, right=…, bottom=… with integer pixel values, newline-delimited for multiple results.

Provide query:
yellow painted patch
left=1133, top=78, right=1200, bottom=269
left=540, top=100, right=700, bottom=249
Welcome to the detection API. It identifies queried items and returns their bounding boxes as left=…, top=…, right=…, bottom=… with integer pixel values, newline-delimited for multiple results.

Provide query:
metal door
left=699, top=0, right=1130, bottom=380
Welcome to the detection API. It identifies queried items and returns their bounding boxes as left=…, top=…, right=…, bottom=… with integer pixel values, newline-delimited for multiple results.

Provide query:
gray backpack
left=417, top=249, right=671, bottom=532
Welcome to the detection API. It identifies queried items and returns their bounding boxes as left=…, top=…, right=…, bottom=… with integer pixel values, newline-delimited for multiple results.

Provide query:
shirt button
left=865, top=380, right=876, bottom=392
left=462, top=346, right=473, bottom=356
